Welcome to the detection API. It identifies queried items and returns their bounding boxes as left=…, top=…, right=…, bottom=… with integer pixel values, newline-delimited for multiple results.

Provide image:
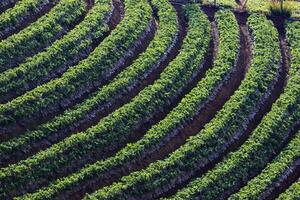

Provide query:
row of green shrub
left=0, top=0, right=153, bottom=198
left=0, top=0, right=176, bottom=168
left=226, top=18, right=300, bottom=200
left=171, top=15, right=300, bottom=200
left=1, top=0, right=210, bottom=198
left=0, top=0, right=112, bottom=102
left=0, top=0, right=57, bottom=37
left=0, top=0, right=85, bottom=70
left=87, top=13, right=282, bottom=200
left=0, top=0, right=151, bottom=128
left=7, top=0, right=179, bottom=198
left=229, top=130, right=300, bottom=199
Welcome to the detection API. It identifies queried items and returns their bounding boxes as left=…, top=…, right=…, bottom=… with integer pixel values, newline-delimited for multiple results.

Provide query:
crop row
left=0, top=0, right=58, bottom=38
left=0, top=0, right=152, bottom=132
left=86, top=13, right=282, bottom=200
left=20, top=7, right=242, bottom=200
left=10, top=0, right=180, bottom=196
left=0, top=0, right=178, bottom=166
left=171, top=16, right=300, bottom=200
left=0, top=0, right=153, bottom=197
left=0, top=1, right=211, bottom=198
left=229, top=130, right=300, bottom=199
left=0, top=0, right=86, bottom=70
left=226, top=19, right=300, bottom=200
left=0, top=0, right=113, bottom=103
left=277, top=178, right=300, bottom=200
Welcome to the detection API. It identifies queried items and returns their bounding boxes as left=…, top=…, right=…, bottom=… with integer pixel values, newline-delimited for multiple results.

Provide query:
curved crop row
left=0, top=0, right=58, bottom=39
left=10, top=1, right=182, bottom=197
left=18, top=8, right=243, bottom=200
left=226, top=19, right=300, bottom=200
left=0, top=0, right=152, bottom=132
left=0, top=0, right=86, bottom=71
left=0, top=0, right=113, bottom=103
left=86, top=13, right=283, bottom=200
left=229, top=130, right=300, bottom=199
left=0, top=0, right=153, bottom=197
left=171, top=16, right=300, bottom=200
left=0, top=2, right=211, bottom=198
left=0, top=0, right=177, bottom=166
left=277, top=179, right=300, bottom=200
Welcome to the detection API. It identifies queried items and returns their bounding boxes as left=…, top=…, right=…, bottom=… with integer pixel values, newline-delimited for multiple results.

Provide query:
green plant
left=0, top=0, right=86, bottom=71
left=0, top=0, right=111, bottom=101
left=15, top=3, right=210, bottom=199
left=172, top=15, right=300, bottom=200
left=87, top=13, right=282, bottom=200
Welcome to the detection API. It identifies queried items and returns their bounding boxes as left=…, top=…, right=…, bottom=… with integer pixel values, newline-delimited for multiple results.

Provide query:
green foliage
left=11, top=0, right=179, bottom=198
left=0, top=0, right=151, bottom=128
left=0, top=0, right=153, bottom=198
left=172, top=15, right=300, bottom=200
left=0, top=0, right=176, bottom=178
left=103, top=13, right=283, bottom=200
left=0, top=2, right=210, bottom=199
left=84, top=9, right=240, bottom=200
left=0, top=0, right=111, bottom=101
left=0, top=0, right=57, bottom=35
left=229, top=131, right=300, bottom=199
left=0, top=0, right=86, bottom=70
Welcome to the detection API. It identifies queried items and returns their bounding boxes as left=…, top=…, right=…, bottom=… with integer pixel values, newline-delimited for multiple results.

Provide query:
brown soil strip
left=153, top=9, right=253, bottom=199
left=258, top=66, right=300, bottom=198
left=216, top=17, right=294, bottom=199
left=85, top=0, right=94, bottom=11
left=0, top=0, right=117, bottom=104
left=0, top=0, right=124, bottom=141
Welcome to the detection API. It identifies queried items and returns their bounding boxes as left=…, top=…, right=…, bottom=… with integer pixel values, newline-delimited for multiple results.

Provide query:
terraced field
left=0, top=0, right=299, bottom=199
